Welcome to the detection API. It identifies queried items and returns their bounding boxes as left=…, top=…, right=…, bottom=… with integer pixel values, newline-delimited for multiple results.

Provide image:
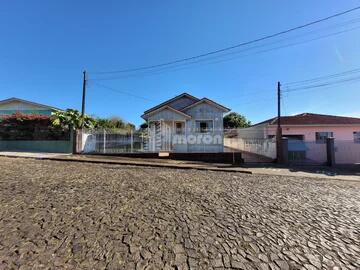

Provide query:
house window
left=354, top=132, right=360, bottom=143
left=315, top=132, right=333, bottom=143
left=196, top=120, right=213, bottom=133
left=175, top=122, right=185, bottom=134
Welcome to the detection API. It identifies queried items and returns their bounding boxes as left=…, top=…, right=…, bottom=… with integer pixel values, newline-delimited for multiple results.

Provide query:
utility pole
left=81, top=70, right=87, bottom=127
left=276, top=81, right=282, bottom=162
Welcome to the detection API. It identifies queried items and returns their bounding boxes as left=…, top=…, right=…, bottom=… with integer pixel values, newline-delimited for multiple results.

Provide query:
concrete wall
left=224, top=137, right=276, bottom=159
left=0, top=140, right=72, bottom=153
left=235, top=124, right=267, bottom=139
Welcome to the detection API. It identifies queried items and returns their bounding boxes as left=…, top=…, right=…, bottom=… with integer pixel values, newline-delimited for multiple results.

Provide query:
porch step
left=158, top=151, right=170, bottom=157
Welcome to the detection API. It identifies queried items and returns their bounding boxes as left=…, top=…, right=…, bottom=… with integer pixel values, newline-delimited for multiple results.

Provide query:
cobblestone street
left=0, top=157, right=359, bottom=270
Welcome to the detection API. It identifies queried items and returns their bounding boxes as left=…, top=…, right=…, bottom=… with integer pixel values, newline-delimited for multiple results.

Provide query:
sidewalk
left=0, top=151, right=71, bottom=159
left=243, top=164, right=360, bottom=182
left=1, top=152, right=359, bottom=182
left=0, top=151, right=251, bottom=174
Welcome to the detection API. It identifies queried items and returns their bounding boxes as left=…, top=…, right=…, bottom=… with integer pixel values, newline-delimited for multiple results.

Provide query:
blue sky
left=1, top=0, right=360, bottom=126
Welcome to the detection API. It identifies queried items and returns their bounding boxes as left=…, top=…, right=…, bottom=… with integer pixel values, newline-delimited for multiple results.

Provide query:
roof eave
left=142, top=105, right=192, bottom=120
left=181, top=98, right=230, bottom=112
left=0, top=97, right=61, bottom=111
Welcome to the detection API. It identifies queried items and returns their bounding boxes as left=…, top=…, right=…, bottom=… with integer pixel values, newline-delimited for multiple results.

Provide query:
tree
left=51, top=109, right=96, bottom=129
left=139, top=122, right=148, bottom=130
left=124, top=123, right=135, bottom=130
left=223, top=112, right=251, bottom=129
left=94, top=116, right=135, bottom=130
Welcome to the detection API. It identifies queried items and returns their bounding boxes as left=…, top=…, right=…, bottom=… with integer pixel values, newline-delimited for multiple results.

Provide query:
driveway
left=0, top=157, right=359, bottom=269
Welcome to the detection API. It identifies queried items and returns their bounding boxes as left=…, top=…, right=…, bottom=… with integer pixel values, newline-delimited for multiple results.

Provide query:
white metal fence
left=80, top=128, right=279, bottom=159
left=78, top=128, right=360, bottom=164
left=81, top=129, right=147, bottom=154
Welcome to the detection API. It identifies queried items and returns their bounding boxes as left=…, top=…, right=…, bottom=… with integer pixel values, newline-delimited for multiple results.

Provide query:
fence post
left=280, top=137, right=288, bottom=164
left=141, top=133, right=144, bottom=151
left=70, top=129, right=76, bottom=154
left=73, top=129, right=82, bottom=154
left=326, top=137, right=335, bottom=167
left=130, top=129, right=134, bottom=153
left=103, top=129, right=106, bottom=154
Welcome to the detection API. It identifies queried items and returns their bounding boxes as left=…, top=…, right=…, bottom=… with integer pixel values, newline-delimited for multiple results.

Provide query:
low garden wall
left=0, top=112, right=73, bottom=153
left=0, top=140, right=73, bottom=153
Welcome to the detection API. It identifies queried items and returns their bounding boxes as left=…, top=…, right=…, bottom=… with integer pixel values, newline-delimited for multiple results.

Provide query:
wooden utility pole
left=276, top=81, right=283, bottom=162
left=81, top=71, right=87, bottom=126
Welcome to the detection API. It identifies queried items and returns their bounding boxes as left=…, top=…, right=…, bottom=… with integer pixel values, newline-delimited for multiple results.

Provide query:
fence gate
left=288, top=140, right=327, bottom=165
left=334, top=140, right=360, bottom=164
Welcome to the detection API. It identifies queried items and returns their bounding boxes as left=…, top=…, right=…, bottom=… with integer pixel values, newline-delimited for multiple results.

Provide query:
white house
left=142, top=93, right=230, bottom=152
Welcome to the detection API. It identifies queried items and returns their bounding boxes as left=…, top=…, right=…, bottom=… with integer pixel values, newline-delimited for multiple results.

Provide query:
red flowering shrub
left=0, top=112, right=51, bottom=125
left=0, top=112, right=69, bottom=140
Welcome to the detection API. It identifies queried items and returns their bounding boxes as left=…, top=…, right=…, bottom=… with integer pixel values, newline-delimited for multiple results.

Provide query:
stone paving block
left=0, top=157, right=359, bottom=269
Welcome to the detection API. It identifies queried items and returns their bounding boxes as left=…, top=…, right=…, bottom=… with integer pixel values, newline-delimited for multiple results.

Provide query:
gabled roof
left=143, top=93, right=199, bottom=115
left=141, top=105, right=192, bottom=120
left=181, top=98, right=230, bottom=112
left=253, top=113, right=360, bottom=126
left=143, top=92, right=231, bottom=119
left=0, top=97, right=60, bottom=110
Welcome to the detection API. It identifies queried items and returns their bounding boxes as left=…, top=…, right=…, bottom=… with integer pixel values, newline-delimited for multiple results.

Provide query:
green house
left=0, top=98, right=71, bottom=153
left=0, top=97, right=60, bottom=116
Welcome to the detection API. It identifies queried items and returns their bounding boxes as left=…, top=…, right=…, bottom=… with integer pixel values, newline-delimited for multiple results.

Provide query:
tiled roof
left=258, top=113, right=360, bottom=126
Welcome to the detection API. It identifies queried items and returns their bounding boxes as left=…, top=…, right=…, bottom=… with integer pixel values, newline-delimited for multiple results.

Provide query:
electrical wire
left=284, top=75, right=360, bottom=92
left=283, top=67, right=360, bottom=86
left=89, top=81, right=157, bottom=102
left=89, top=25, right=360, bottom=81
left=88, top=6, right=360, bottom=75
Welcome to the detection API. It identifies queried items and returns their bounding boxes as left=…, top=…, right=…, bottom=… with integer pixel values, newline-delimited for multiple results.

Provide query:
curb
left=1, top=155, right=253, bottom=174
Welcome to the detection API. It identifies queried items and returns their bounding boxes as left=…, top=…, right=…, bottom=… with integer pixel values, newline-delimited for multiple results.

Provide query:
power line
left=91, top=80, right=277, bottom=109
left=283, top=67, right=360, bottom=86
left=89, top=25, right=360, bottom=81
left=90, top=81, right=157, bottom=102
left=101, top=16, right=360, bottom=79
left=89, top=6, right=360, bottom=75
left=284, top=75, right=360, bottom=92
